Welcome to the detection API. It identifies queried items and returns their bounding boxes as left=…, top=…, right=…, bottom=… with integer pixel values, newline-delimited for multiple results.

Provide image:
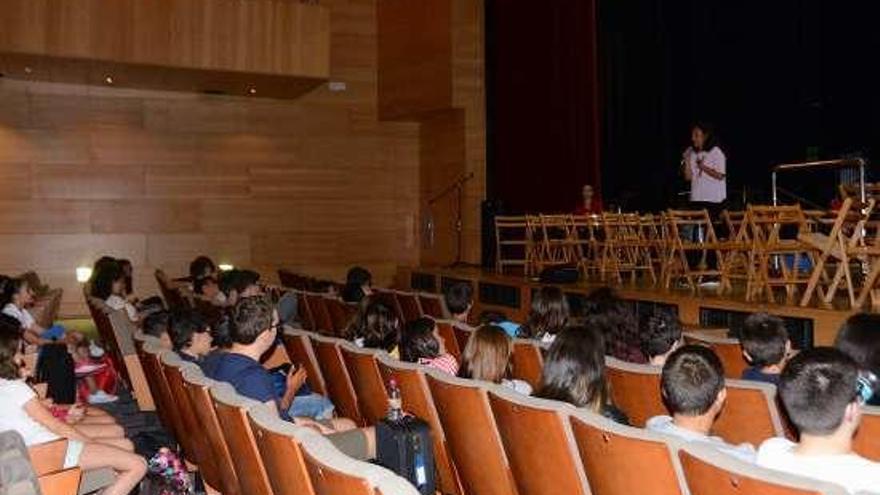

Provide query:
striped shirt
left=418, top=354, right=459, bottom=376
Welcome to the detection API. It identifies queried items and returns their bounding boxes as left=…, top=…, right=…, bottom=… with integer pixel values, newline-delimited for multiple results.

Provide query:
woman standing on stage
left=682, top=122, right=727, bottom=214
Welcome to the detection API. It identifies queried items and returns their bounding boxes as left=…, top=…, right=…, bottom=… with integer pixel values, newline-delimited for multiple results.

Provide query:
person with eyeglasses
left=757, top=348, right=880, bottom=493
left=200, top=296, right=377, bottom=461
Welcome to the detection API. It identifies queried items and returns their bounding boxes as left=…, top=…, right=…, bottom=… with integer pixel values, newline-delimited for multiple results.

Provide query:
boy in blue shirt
left=740, top=313, right=791, bottom=386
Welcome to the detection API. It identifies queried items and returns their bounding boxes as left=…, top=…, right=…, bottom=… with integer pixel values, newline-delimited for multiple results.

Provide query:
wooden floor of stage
left=397, top=265, right=863, bottom=346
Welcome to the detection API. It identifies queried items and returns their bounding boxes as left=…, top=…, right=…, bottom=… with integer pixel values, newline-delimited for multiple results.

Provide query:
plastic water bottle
left=387, top=378, right=403, bottom=422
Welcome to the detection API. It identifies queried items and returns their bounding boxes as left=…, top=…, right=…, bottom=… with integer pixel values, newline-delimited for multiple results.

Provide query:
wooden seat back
left=309, top=334, right=364, bottom=425
left=435, top=320, right=462, bottom=361
left=510, top=339, right=544, bottom=390
left=324, top=297, right=356, bottom=336
left=394, top=290, right=423, bottom=323
left=678, top=443, right=847, bottom=495
left=488, top=387, right=589, bottom=495
left=417, top=292, right=449, bottom=319
left=339, top=342, right=390, bottom=425
left=180, top=366, right=240, bottom=495
left=569, top=409, right=687, bottom=495
left=453, top=324, right=473, bottom=355
left=684, top=331, right=748, bottom=379
left=714, top=379, right=785, bottom=446
left=141, top=342, right=185, bottom=446
left=605, top=357, right=666, bottom=426
left=248, top=405, right=316, bottom=495
left=426, top=370, right=518, bottom=495
left=280, top=329, right=327, bottom=396
left=160, top=352, right=220, bottom=486
left=209, top=382, right=274, bottom=495
left=375, top=354, right=462, bottom=495
left=304, top=293, right=334, bottom=334
left=854, top=405, right=880, bottom=461
left=295, top=291, right=316, bottom=331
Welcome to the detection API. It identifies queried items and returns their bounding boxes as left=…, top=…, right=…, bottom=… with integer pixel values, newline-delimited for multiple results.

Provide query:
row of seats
left=282, top=325, right=869, bottom=495
left=133, top=333, right=420, bottom=495
left=292, top=288, right=448, bottom=336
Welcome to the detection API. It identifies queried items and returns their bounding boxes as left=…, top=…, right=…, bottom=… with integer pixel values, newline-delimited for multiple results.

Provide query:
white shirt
left=757, top=437, right=880, bottom=494
left=3, top=303, right=36, bottom=330
left=684, top=146, right=727, bottom=203
left=646, top=415, right=756, bottom=463
left=0, top=379, right=59, bottom=446
left=105, top=294, right=138, bottom=322
left=502, top=378, right=533, bottom=396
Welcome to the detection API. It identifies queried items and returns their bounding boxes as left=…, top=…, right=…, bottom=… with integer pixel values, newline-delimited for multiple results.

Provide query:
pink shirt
left=418, top=354, right=459, bottom=376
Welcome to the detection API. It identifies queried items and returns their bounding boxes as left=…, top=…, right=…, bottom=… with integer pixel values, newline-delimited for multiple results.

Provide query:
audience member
left=73, top=339, right=119, bottom=404
left=647, top=345, right=756, bottom=462
left=757, top=348, right=880, bottom=493
left=0, top=331, right=146, bottom=495
left=168, top=310, right=214, bottom=364
left=517, top=286, right=569, bottom=344
left=834, top=313, right=880, bottom=406
left=189, top=256, right=217, bottom=282
left=117, top=258, right=135, bottom=298
left=341, top=266, right=373, bottom=304
left=345, top=300, right=400, bottom=355
left=740, top=313, right=791, bottom=385
left=585, top=287, right=644, bottom=363
left=479, top=310, right=520, bottom=337
left=201, top=296, right=374, bottom=459
left=1, top=277, right=68, bottom=346
left=142, top=311, right=172, bottom=350
left=93, top=263, right=139, bottom=324
left=536, top=326, right=628, bottom=424
left=444, top=282, right=474, bottom=329
left=400, top=317, right=459, bottom=375
left=640, top=310, right=683, bottom=367
left=459, top=324, right=532, bottom=395
left=194, top=276, right=228, bottom=307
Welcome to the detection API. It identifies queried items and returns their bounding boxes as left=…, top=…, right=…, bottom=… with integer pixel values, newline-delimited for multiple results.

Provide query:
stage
left=397, top=265, right=860, bottom=347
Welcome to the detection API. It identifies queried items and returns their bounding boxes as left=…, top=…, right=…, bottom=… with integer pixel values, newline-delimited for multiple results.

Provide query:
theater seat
left=418, top=292, right=449, bottom=319
left=713, top=379, right=784, bottom=447
left=488, top=387, right=590, bottom=495
left=248, top=405, right=316, bottom=495
left=569, top=409, right=688, bottom=495
left=436, top=321, right=463, bottom=361
left=210, top=382, right=274, bottom=495
left=678, top=442, right=848, bottom=495
left=453, top=325, right=473, bottom=355
left=394, top=290, right=424, bottom=323
left=324, top=297, right=357, bottom=336
left=854, top=405, right=880, bottom=461
left=426, top=369, right=518, bottom=495
left=310, top=334, right=364, bottom=425
left=375, top=354, right=463, bottom=495
left=181, top=366, right=241, bottom=495
left=605, top=357, right=666, bottom=426
left=139, top=340, right=182, bottom=443
left=304, top=293, right=335, bottom=335
left=510, top=339, right=544, bottom=390
left=281, top=328, right=328, bottom=396
left=339, top=342, right=390, bottom=425
left=684, top=331, right=748, bottom=380
left=299, top=429, right=421, bottom=495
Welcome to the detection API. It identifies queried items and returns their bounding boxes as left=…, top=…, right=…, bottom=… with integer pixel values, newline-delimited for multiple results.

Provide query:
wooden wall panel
left=0, top=0, right=484, bottom=316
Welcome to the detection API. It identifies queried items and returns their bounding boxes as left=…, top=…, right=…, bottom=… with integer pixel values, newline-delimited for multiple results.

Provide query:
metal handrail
left=772, top=158, right=867, bottom=206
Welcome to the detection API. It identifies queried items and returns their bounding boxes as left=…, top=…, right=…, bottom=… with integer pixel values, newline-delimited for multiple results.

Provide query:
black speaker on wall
left=481, top=199, right=503, bottom=269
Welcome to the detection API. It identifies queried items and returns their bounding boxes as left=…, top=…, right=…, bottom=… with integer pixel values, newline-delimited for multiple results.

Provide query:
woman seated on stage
left=574, top=184, right=603, bottom=215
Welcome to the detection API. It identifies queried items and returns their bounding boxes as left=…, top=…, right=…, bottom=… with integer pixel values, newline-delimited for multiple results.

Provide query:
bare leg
left=75, top=423, right=125, bottom=440
left=78, top=443, right=146, bottom=495
left=96, top=437, right=134, bottom=451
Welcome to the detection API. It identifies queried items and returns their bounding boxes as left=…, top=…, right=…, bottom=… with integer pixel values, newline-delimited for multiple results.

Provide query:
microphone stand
left=428, top=172, right=475, bottom=268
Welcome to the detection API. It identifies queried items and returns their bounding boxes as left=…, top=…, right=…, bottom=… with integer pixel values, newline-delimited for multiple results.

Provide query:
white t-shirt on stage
left=757, top=437, right=880, bottom=494
left=684, top=146, right=727, bottom=203
left=0, top=379, right=59, bottom=446
left=3, top=303, right=36, bottom=330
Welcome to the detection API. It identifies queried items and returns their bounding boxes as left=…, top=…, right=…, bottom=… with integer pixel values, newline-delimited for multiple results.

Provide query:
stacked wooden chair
left=494, top=215, right=532, bottom=275
left=746, top=204, right=818, bottom=303
left=661, top=209, right=731, bottom=292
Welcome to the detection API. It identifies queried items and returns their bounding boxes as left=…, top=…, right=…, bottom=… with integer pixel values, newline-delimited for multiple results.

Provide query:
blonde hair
left=459, top=325, right=512, bottom=384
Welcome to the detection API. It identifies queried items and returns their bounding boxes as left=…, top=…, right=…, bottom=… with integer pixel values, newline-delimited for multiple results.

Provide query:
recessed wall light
left=104, top=75, right=114, bottom=85
left=218, top=264, right=234, bottom=271
left=23, top=66, right=32, bottom=74
left=76, top=266, right=93, bottom=283
left=248, top=87, right=257, bottom=95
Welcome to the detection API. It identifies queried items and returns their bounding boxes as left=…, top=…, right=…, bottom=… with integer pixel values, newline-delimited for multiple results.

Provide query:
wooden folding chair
left=426, top=370, right=519, bottom=495
left=605, top=357, right=666, bottom=427
left=571, top=214, right=603, bottom=281
left=339, top=342, right=390, bottom=425
left=309, top=334, right=364, bottom=425
left=510, top=339, right=544, bottom=391
left=375, top=355, right=463, bottom=495
left=600, top=212, right=657, bottom=285
left=719, top=210, right=754, bottom=292
left=678, top=442, right=847, bottom=495
left=280, top=328, right=328, bottom=396
left=569, top=409, right=688, bottom=495
left=181, top=367, right=241, bottom=495
left=488, top=387, right=590, bottom=495
left=854, top=405, right=880, bottom=461
left=248, top=406, right=316, bottom=495
left=746, top=204, right=818, bottom=304
left=495, top=215, right=532, bottom=275
left=684, top=330, right=749, bottom=380
left=210, top=382, right=274, bottom=495
left=662, top=210, right=730, bottom=292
